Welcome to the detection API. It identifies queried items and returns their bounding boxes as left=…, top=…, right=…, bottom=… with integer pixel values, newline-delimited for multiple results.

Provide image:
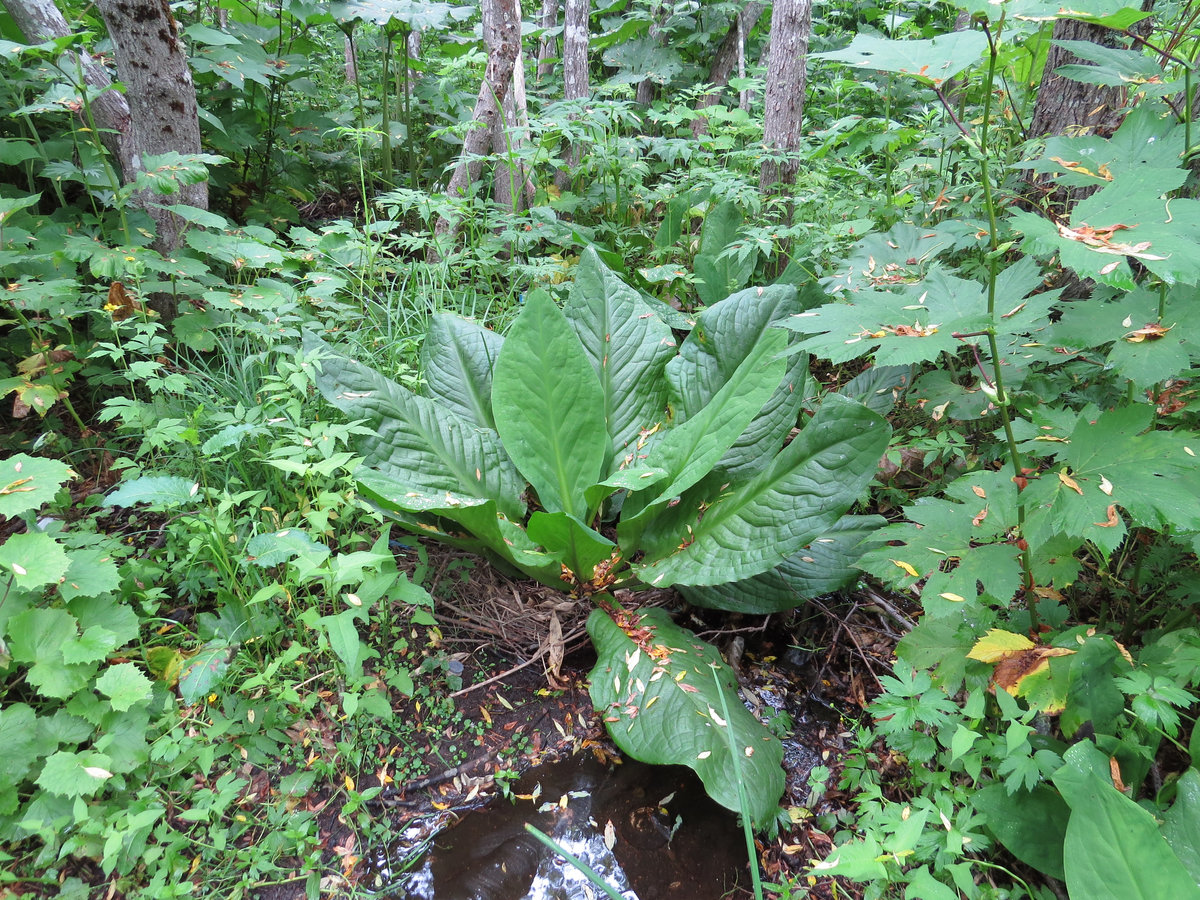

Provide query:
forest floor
left=253, top=545, right=912, bottom=900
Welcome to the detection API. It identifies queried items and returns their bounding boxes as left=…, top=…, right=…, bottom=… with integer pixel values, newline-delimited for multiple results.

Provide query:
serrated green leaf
left=0, top=453, right=71, bottom=518
left=637, top=395, right=888, bottom=587
left=858, top=470, right=1025, bottom=614
left=59, top=547, right=120, bottom=602
left=106, top=476, right=200, bottom=509
left=0, top=704, right=44, bottom=808
left=0, top=531, right=69, bottom=590
left=1022, top=405, right=1200, bottom=558
left=61, top=626, right=118, bottom=665
left=421, top=314, right=504, bottom=430
left=564, top=248, right=676, bottom=470
left=493, top=290, right=608, bottom=520
left=811, top=31, right=988, bottom=84
left=245, top=529, right=331, bottom=567
left=36, top=750, right=112, bottom=798
left=95, top=663, right=154, bottom=712
left=587, top=606, right=783, bottom=826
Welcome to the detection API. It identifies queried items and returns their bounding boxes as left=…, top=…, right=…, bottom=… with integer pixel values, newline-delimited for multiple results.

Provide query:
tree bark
left=431, top=0, right=521, bottom=256
left=759, top=0, right=812, bottom=194
left=635, top=1, right=668, bottom=106
left=95, top=0, right=207, bottom=261
left=1, top=0, right=132, bottom=170
left=536, top=0, right=559, bottom=83
left=494, top=14, right=536, bottom=213
left=692, top=2, right=765, bottom=138
left=1028, top=18, right=1131, bottom=140
left=1026, top=4, right=1155, bottom=212
left=553, top=0, right=590, bottom=192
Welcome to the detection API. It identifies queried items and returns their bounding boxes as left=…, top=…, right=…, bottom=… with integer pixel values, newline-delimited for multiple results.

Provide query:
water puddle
left=373, top=753, right=751, bottom=899
left=366, top=633, right=843, bottom=900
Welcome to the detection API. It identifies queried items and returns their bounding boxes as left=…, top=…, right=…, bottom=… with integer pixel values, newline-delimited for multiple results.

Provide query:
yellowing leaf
left=939, top=592, right=966, bottom=603
left=891, top=559, right=921, bottom=578
left=1058, top=469, right=1083, bottom=495
left=967, top=629, right=1034, bottom=663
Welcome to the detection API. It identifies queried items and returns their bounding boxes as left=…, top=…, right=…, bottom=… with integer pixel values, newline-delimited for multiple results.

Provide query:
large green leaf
left=1054, top=743, right=1200, bottom=900
left=694, top=201, right=756, bottom=307
left=667, top=285, right=809, bottom=479
left=305, top=333, right=525, bottom=521
left=0, top=453, right=71, bottom=518
left=587, top=606, right=784, bottom=827
left=974, top=783, right=1069, bottom=880
left=564, top=248, right=676, bottom=470
left=787, top=262, right=1056, bottom=367
left=636, top=394, right=889, bottom=587
left=678, top=516, right=885, bottom=612
left=493, top=291, right=609, bottom=520
left=811, top=31, right=988, bottom=85
left=355, top=469, right=566, bottom=588
left=1021, top=405, right=1200, bottom=558
left=526, top=512, right=616, bottom=586
left=421, top=314, right=504, bottom=430
left=1163, top=768, right=1200, bottom=885
left=629, top=328, right=789, bottom=510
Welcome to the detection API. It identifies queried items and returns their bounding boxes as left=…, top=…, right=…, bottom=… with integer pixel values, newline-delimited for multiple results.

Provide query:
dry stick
left=448, top=625, right=589, bottom=698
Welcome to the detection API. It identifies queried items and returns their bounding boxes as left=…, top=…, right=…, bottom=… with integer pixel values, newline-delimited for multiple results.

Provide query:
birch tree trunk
left=759, top=0, right=812, bottom=194
left=692, top=2, right=765, bottom=138
left=95, top=0, right=207, bottom=260
left=431, top=0, right=521, bottom=257
left=554, top=0, right=590, bottom=192
left=1, top=0, right=132, bottom=171
left=536, top=0, right=559, bottom=83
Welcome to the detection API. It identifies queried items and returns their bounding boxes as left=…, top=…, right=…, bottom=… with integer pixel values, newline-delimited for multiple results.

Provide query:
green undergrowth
left=5, top=0, right=1200, bottom=897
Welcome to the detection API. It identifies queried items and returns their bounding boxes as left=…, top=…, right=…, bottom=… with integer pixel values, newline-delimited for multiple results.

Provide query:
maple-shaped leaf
left=1022, top=405, right=1200, bottom=558
left=857, top=470, right=1025, bottom=615
left=788, top=266, right=1056, bottom=367
left=968, top=628, right=1075, bottom=700
left=823, top=222, right=970, bottom=295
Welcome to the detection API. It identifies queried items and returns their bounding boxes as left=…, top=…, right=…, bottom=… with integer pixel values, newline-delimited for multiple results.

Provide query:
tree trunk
left=1026, top=5, right=1155, bottom=212
left=635, top=1, right=668, bottom=106
left=759, top=0, right=812, bottom=194
left=95, top=0, right=207, bottom=263
left=430, top=0, right=521, bottom=257
left=1028, top=18, right=1131, bottom=140
left=692, top=2, right=765, bottom=138
left=553, top=0, right=590, bottom=192
left=1, top=0, right=132, bottom=170
left=494, top=15, right=536, bottom=214
left=536, top=0, right=559, bottom=83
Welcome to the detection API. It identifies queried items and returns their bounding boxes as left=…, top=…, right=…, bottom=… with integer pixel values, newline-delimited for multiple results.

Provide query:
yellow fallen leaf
left=1058, top=469, right=1083, bottom=495
left=967, top=628, right=1034, bottom=664
left=939, top=592, right=967, bottom=603
left=891, top=559, right=921, bottom=578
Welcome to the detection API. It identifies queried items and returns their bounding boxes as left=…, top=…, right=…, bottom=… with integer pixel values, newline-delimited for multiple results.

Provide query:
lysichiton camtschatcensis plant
left=304, top=248, right=891, bottom=825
